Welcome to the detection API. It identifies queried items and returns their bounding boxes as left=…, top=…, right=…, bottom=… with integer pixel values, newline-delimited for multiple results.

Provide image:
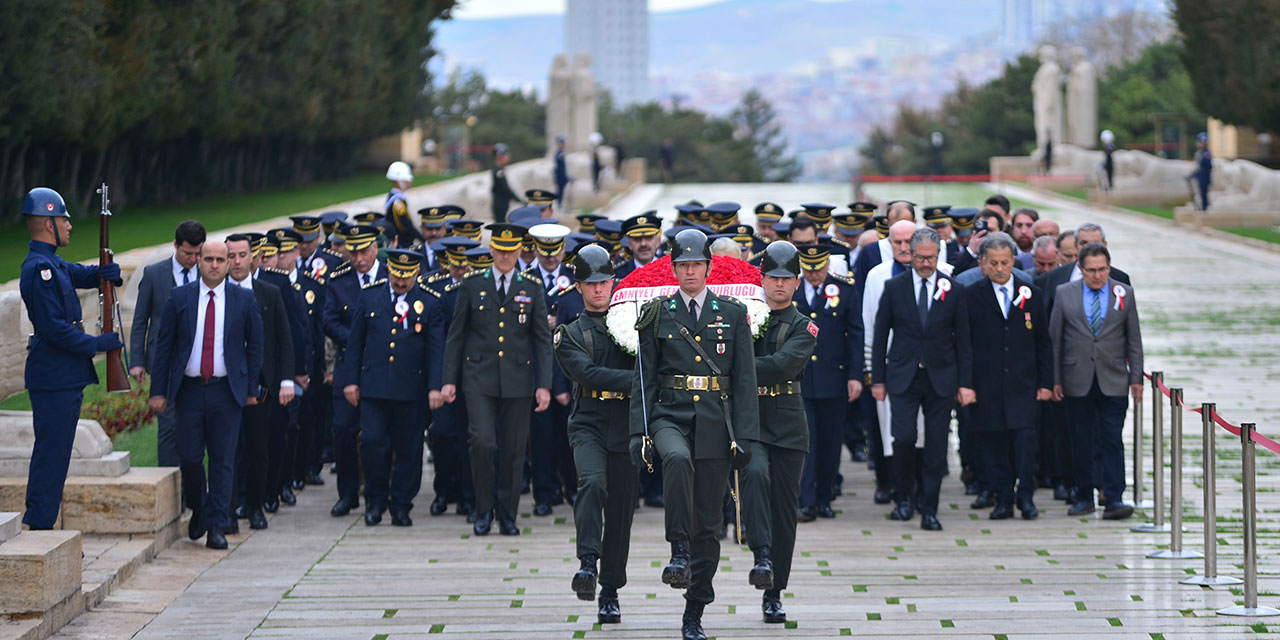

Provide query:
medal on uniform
left=310, top=256, right=326, bottom=278
left=413, top=300, right=424, bottom=314
left=1113, top=284, right=1126, bottom=310
left=305, top=290, right=315, bottom=304
left=1025, top=311, right=1032, bottom=330
left=717, top=343, right=725, bottom=354
left=519, top=313, right=526, bottom=325
left=415, top=322, right=422, bottom=333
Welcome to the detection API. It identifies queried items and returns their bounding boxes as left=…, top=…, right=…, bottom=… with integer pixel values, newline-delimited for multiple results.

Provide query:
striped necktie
left=1088, top=288, right=1103, bottom=335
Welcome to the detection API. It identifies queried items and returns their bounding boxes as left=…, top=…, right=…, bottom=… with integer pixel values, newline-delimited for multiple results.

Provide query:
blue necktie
left=1088, top=289, right=1103, bottom=335
left=181, top=268, right=190, bottom=286
left=999, top=286, right=1010, bottom=320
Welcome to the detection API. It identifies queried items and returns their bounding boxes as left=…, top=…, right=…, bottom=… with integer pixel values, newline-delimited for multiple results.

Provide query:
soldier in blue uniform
left=705, top=202, right=740, bottom=233
left=341, top=249, right=445, bottom=526
left=1192, top=132, right=1212, bottom=211
left=425, top=239, right=479, bottom=518
left=554, top=135, right=570, bottom=206
left=322, top=225, right=388, bottom=516
left=385, top=162, right=422, bottom=248
left=257, top=233, right=311, bottom=508
left=799, top=202, right=835, bottom=234
left=19, top=187, right=124, bottom=530
left=792, top=245, right=862, bottom=521
left=277, top=226, right=330, bottom=490
left=575, top=213, right=605, bottom=234
left=613, top=212, right=663, bottom=280
left=594, top=219, right=625, bottom=265
left=752, top=202, right=784, bottom=254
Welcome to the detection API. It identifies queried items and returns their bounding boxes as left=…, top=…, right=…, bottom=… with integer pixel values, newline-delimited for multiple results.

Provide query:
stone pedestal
left=0, top=467, right=180, bottom=535
left=0, top=530, right=81, bottom=615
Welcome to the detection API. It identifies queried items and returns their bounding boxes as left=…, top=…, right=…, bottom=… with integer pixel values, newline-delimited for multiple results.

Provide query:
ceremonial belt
left=661, top=374, right=730, bottom=391
left=757, top=381, right=800, bottom=396
left=586, top=389, right=629, bottom=399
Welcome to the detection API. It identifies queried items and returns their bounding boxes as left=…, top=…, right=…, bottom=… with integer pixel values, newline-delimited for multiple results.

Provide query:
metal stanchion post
left=1218, top=424, right=1280, bottom=616
left=1183, top=403, right=1241, bottom=585
left=1150, top=388, right=1201, bottom=558
left=1134, top=372, right=1170, bottom=533
left=1134, top=390, right=1152, bottom=508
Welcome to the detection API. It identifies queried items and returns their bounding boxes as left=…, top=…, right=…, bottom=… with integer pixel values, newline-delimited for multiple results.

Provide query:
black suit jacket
left=247, top=279, right=294, bottom=395
left=871, top=271, right=972, bottom=397
left=130, top=257, right=178, bottom=371
left=149, top=281, right=264, bottom=407
left=1036, top=262, right=1130, bottom=316
left=963, top=277, right=1051, bottom=432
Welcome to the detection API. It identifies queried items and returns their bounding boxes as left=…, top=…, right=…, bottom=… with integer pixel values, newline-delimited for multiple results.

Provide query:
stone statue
left=1032, top=45, right=1064, bottom=150
left=570, top=53, right=597, bottom=153
left=1066, top=46, right=1098, bottom=148
left=547, top=54, right=572, bottom=155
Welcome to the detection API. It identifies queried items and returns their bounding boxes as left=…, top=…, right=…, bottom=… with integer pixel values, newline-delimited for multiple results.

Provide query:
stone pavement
left=52, top=183, right=1280, bottom=639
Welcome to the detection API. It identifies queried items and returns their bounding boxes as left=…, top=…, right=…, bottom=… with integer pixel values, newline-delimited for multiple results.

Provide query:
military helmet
left=572, top=244, right=615, bottom=283
left=22, top=188, right=69, bottom=217
left=670, top=229, right=712, bottom=263
left=759, top=240, right=802, bottom=278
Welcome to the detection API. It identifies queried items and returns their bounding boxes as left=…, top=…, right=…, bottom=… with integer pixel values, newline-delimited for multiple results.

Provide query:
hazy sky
left=454, top=0, right=775, bottom=19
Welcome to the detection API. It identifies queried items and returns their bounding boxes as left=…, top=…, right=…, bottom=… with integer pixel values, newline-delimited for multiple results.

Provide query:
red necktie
left=201, top=291, right=216, bottom=380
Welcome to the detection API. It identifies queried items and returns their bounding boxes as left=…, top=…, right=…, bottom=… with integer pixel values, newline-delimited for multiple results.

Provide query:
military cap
left=572, top=244, right=615, bottom=283
left=246, top=232, right=268, bottom=255
left=923, top=205, right=953, bottom=227
left=259, top=234, right=280, bottom=259
left=874, top=214, right=891, bottom=238
left=353, top=211, right=384, bottom=225
left=329, top=222, right=351, bottom=245
left=384, top=249, right=423, bottom=278
left=344, top=224, right=380, bottom=252
left=273, top=228, right=302, bottom=253
left=833, top=213, right=870, bottom=234
left=289, top=215, right=322, bottom=241
left=464, top=246, right=494, bottom=269
left=22, top=188, right=69, bottom=217
left=674, top=203, right=702, bottom=225
left=567, top=232, right=596, bottom=249
left=417, top=206, right=450, bottom=228
left=594, top=219, right=624, bottom=248
left=797, top=244, right=831, bottom=271
left=528, top=223, right=571, bottom=256
left=507, top=205, right=545, bottom=229
left=447, top=219, right=484, bottom=240
left=772, top=219, right=792, bottom=238
left=525, top=189, right=556, bottom=207
left=671, top=228, right=712, bottom=263
left=576, top=213, right=606, bottom=233
left=729, top=224, right=755, bottom=248
left=754, top=202, right=784, bottom=222
left=440, top=204, right=465, bottom=220
left=664, top=222, right=711, bottom=244
left=848, top=201, right=878, bottom=215
left=487, top=222, right=526, bottom=252
left=437, top=236, right=480, bottom=267
left=759, top=240, right=802, bottom=278
left=949, top=207, right=979, bottom=236
left=319, top=211, right=348, bottom=233
left=622, top=211, right=662, bottom=237
left=493, top=142, right=510, bottom=155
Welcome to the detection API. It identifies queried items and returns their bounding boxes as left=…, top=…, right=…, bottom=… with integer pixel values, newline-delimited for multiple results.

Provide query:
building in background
left=565, top=0, right=649, bottom=106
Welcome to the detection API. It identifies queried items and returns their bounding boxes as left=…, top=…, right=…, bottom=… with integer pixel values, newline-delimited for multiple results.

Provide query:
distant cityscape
left=434, top=0, right=1167, bottom=180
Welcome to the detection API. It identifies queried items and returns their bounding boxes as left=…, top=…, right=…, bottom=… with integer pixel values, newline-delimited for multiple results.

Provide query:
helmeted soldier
left=385, top=161, right=423, bottom=248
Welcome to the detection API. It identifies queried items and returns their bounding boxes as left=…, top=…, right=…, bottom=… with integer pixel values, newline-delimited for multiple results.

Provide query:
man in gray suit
left=130, top=220, right=206, bottom=467
left=1049, top=242, right=1143, bottom=520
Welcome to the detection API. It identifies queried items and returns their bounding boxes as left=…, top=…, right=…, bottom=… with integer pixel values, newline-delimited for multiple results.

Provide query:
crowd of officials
left=18, top=161, right=1143, bottom=640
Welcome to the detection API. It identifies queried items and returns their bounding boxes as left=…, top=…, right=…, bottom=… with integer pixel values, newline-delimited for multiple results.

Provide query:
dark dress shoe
left=762, top=589, right=786, bottom=623
left=225, top=518, right=239, bottom=535
left=1097, top=489, right=1108, bottom=507
left=279, top=487, right=296, bottom=506
left=852, top=448, right=868, bottom=463
left=305, top=472, right=325, bottom=486
left=457, top=502, right=474, bottom=517
left=749, top=546, right=774, bottom=590
left=573, top=554, right=598, bottom=600
left=391, top=511, right=413, bottom=527
left=233, top=503, right=248, bottom=520
left=364, top=509, right=383, bottom=526
left=248, top=508, right=269, bottom=530
left=206, top=530, right=228, bottom=550
left=429, top=496, right=448, bottom=516
left=597, top=588, right=621, bottom=623
left=473, top=511, right=493, bottom=535
left=533, top=503, right=553, bottom=516
left=1067, top=500, right=1096, bottom=516
left=920, top=514, right=943, bottom=531
left=989, top=503, right=1014, bottom=520
left=1102, top=503, right=1134, bottom=520
left=263, top=497, right=280, bottom=514
left=663, top=540, right=692, bottom=589
left=550, top=490, right=565, bottom=506
left=498, top=517, right=520, bottom=536
left=331, top=497, right=358, bottom=517
left=964, top=482, right=979, bottom=496
left=873, top=487, right=893, bottom=504
left=797, top=506, right=817, bottom=522
left=682, top=601, right=707, bottom=640
left=188, top=510, right=207, bottom=540
left=1053, top=484, right=1070, bottom=501
left=868, top=457, right=877, bottom=471
left=817, top=504, right=837, bottom=519
left=642, top=494, right=664, bottom=508
left=970, top=490, right=995, bottom=509
left=1018, top=500, right=1039, bottom=520
left=291, top=478, right=306, bottom=492
left=889, top=502, right=915, bottom=521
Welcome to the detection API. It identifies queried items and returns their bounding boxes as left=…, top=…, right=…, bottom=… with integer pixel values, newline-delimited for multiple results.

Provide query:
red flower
left=616, top=254, right=760, bottom=290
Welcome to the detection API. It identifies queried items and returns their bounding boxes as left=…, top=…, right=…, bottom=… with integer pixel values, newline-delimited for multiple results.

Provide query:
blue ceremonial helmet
left=22, top=188, right=69, bottom=217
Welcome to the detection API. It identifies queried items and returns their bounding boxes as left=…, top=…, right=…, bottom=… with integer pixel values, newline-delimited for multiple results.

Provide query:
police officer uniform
left=425, top=240, right=479, bottom=517
left=740, top=242, right=818, bottom=624
left=799, top=202, right=835, bottom=234
left=19, top=188, right=124, bottom=529
left=613, top=212, right=663, bottom=280
left=750, top=202, right=784, bottom=257
left=447, top=219, right=484, bottom=242
left=342, top=249, right=445, bottom=526
left=629, top=229, right=759, bottom=640
left=705, top=201, right=740, bottom=233
left=593, top=219, right=625, bottom=265
left=553, top=245, right=637, bottom=623
left=287, top=223, right=330, bottom=488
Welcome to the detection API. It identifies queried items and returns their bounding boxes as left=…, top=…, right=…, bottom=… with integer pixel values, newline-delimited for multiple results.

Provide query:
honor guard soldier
left=19, top=187, right=125, bottom=530
left=553, top=245, right=638, bottom=622
left=793, top=245, right=863, bottom=521
left=341, top=249, right=445, bottom=526
left=385, top=161, right=422, bottom=248
left=741, top=241, right=817, bottom=623
left=323, top=225, right=388, bottom=516
left=441, top=223, right=553, bottom=536
left=630, top=229, right=759, bottom=640
left=614, top=211, right=663, bottom=279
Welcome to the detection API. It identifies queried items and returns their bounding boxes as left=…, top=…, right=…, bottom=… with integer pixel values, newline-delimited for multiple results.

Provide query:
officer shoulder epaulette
left=418, top=282, right=442, bottom=298
left=753, top=232, right=771, bottom=244
left=557, top=286, right=576, bottom=297
left=515, top=271, right=537, bottom=283
left=329, top=264, right=353, bottom=279
left=321, top=247, right=345, bottom=259
left=302, top=269, right=325, bottom=286
left=463, top=269, right=486, bottom=279
left=444, top=281, right=462, bottom=292
left=361, top=278, right=386, bottom=290
left=832, top=273, right=855, bottom=285
left=426, top=272, right=448, bottom=283
left=830, top=237, right=852, bottom=250
left=262, top=266, right=290, bottom=276
left=636, top=296, right=664, bottom=330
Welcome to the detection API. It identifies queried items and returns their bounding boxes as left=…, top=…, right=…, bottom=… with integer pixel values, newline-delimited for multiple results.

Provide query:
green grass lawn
left=1225, top=226, right=1280, bottom=245
left=1, top=171, right=450, bottom=277
left=1122, top=204, right=1175, bottom=220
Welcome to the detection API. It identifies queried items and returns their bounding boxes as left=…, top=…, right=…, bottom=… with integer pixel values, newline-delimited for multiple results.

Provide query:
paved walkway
left=55, top=183, right=1280, bottom=639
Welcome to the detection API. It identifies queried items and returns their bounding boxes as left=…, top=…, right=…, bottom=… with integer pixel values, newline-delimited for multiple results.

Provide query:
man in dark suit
left=963, top=232, right=1052, bottom=520
left=255, top=233, right=309, bottom=509
left=1050, top=242, right=1143, bottom=520
left=148, top=240, right=264, bottom=549
left=871, top=227, right=974, bottom=532
left=129, top=220, right=206, bottom=467
left=440, top=223, right=553, bottom=537
left=1036, top=222, right=1130, bottom=314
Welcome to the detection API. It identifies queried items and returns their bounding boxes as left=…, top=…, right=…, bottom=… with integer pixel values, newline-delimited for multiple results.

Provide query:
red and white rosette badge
left=933, top=277, right=952, bottom=301
left=604, top=254, right=769, bottom=354
left=1012, top=285, right=1032, bottom=309
left=1113, top=284, right=1126, bottom=310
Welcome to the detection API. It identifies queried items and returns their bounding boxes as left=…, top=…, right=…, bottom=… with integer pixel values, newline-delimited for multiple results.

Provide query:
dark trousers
left=23, top=389, right=84, bottom=529
left=429, top=397, right=474, bottom=504
left=843, top=399, right=867, bottom=454
left=800, top=397, right=845, bottom=507
left=572, top=439, right=636, bottom=590
left=238, top=402, right=272, bottom=509
left=531, top=400, right=575, bottom=505
left=312, top=381, right=334, bottom=467
left=741, top=442, right=804, bottom=590
left=332, top=390, right=361, bottom=502
left=978, top=428, right=1037, bottom=506
left=361, top=398, right=424, bottom=513
left=465, top=393, right=532, bottom=521
left=957, top=403, right=978, bottom=486
left=1065, top=377, right=1128, bottom=505
left=861, top=394, right=893, bottom=489
left=155, top=403, right=180, bottom=467
left=176, top=378, right=241, bottom=532
left=652, top=426, right=730, bottom=605
left=889, top=369, right=953, bottom=516
left=638, top=455, right=664, bottom=502
left=268, top=400, right=296, bottom=495
left=1037, top=400, right=1070, bottom=485
left=294, top=384, right=325, bottom=480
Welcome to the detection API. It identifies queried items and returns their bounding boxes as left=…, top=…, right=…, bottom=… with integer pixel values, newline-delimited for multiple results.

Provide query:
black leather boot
left=762, top=588, right=786, bottom=623
left=662, top=540, right=691, bottom=589
left=681, top=600, right=707, bottom=640
left=572, top=554, right=598, bottom=601
left=597, top=587, right=621, bottom=624
left=749, top=546, right=774, bottom=590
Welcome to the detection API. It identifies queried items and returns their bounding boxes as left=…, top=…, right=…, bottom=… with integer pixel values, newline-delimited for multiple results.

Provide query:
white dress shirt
left=992, top=279, right=1013, bottom=319
left=184, top=279, right=228, bottom=377
left=803, top=280, right=819, bottom=307
left=677, top=288, right=709, bottom=321
left=491, top=265, right=516, bottom=295
left=357, top=260, right=381, bottom=286
left=172, top=258, right=194, bottom=288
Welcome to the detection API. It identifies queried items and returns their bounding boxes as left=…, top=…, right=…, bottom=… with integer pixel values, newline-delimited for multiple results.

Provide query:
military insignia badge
left=40, top=269, right=51, bottom=281
left=807, top=320, right=819, bottom=337
left=519, top=313, right=527, bottom=325
left=413, top=300, right=424, bottom=314
left=415, top=322, right=422, bottom=333
left=716, top=343, right=725, bottom=354
left=553, top=329, right=561, bottom=346
left=305, top=290, right=316, bottom=304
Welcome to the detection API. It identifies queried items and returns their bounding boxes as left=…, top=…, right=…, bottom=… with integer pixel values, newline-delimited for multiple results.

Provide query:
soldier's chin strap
left=51, top=218, right=63, bottom=248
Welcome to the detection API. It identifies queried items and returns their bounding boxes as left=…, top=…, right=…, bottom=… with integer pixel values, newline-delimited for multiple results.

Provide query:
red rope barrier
left=1143, top=372, right=1280, bottom=455
left=856, top=173, right=1088, bottom=183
